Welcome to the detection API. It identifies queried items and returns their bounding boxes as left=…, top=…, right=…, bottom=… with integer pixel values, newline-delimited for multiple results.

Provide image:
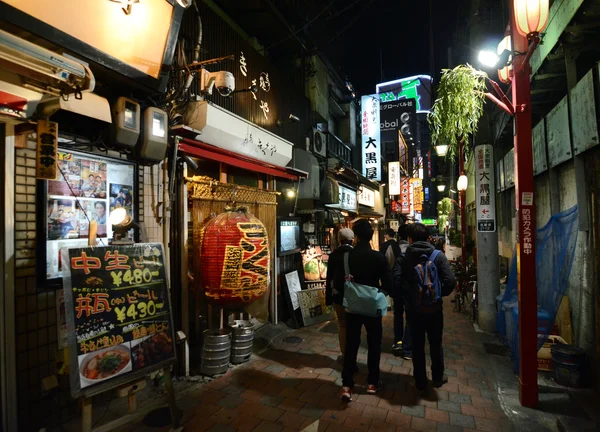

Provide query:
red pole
left=510, top=2, right=538, bottom=408
left=459, top=139, right=467, bottom=266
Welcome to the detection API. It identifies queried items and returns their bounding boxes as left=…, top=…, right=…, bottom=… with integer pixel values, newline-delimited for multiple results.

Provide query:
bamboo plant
left=428, top=64, right=488, bottom=161
left=437, top=197, right=453, bottom=232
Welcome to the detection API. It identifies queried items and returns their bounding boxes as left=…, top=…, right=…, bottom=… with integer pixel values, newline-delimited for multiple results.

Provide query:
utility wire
left=266, top=0, right=338, bottom=50
left=327, top=0, right=377, bottom=43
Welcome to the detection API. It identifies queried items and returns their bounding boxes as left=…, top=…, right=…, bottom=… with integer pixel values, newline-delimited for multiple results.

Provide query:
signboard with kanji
left=475, top=145, right=496, bottom=232
left=400, top=177, right=410, bottom=214
left=62, top=243, right=175, bottom=397
left=361, top=94, right=381, bottom=181
left=388, top=162, right=401, bottom=196
left=36, top=120, right=58, bottom=180
left=410, top=178, right=423, bottom=212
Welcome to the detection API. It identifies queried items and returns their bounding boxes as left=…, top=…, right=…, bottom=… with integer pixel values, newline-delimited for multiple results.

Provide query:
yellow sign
left=36, top=120, right=58, bottom=180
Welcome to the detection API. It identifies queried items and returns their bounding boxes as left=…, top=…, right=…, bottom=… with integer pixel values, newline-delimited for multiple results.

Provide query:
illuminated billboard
left=376, top=75, right=433, bottom=113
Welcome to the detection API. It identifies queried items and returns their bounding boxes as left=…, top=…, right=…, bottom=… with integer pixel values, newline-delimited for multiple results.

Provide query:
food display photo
left=301, top=246, right=329, bottom=282
left=78, top=344, right=132, bottom=389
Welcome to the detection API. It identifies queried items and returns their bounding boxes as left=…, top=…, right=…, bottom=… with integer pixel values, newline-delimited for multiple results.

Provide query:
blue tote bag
left=342, top=252, right=388, bottom=317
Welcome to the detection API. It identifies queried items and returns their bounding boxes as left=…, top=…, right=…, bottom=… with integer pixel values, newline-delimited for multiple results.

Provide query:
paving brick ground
left=166, top=299, right=515, bottom=432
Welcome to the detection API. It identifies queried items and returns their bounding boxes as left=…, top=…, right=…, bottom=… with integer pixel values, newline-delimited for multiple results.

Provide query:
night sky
left=318, top=0, right=464, bottom=96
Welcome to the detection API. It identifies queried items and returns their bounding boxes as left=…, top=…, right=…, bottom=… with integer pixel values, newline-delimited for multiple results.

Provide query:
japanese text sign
left=36, top=120, right=58, bottom=180
left=62, top=243, right=175, bottom=397
left=521, top=208, right=533, bottom=255
left=358, top=186, right=375, bottom=208
left=361, top=95, right=381, bottom=181
left=475, top=145, right=496, bottom=232
left=400, top=177, right=410, bottom=214
left=410, top=178, right=423, bottom=212
left=388, top=162, right=401, bottom=196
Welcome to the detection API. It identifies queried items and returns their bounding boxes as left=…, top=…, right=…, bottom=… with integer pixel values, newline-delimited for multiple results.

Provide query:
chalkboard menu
left=62, top=243, right=176, bottom=397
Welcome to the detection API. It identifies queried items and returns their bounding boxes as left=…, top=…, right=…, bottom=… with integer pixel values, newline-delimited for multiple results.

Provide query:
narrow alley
left=172, top=302, right=515, bottom=432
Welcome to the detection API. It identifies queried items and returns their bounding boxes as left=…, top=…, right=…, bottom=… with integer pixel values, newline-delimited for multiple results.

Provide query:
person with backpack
left=325, top=228, right=355, bottom=359
left=391, top=224, right=412, bottom=359
left=340, top=219, right=392, bottom=402
left=400, top=223, right=456, bottom=394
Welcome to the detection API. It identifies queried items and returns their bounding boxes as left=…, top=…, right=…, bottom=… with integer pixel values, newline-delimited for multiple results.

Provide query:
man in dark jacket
left=381, top=228, right=401, bottom=269
left=341, top=220, right=392, bottom=401
left=325, top=228, right=355, bottom=357
left=401, top=223, right=456, bottom=393
left=391, top=224, right=412, bottom=359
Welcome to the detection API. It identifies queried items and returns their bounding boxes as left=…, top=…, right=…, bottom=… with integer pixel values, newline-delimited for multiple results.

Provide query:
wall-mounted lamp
left=285, top=189, right=296, bottom=199
left=109, top=0, right=140, bottom=15
left=109, top=208, right=139, bottom=244
left=276, top=114, right=301, bottom=128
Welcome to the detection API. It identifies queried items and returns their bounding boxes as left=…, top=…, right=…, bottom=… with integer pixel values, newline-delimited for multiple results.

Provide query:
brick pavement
left=172, top=300, right=514, bottom=432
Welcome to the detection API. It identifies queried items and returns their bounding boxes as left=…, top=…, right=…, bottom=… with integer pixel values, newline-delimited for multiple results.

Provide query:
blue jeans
left=394, top=296, right=412, bottom=353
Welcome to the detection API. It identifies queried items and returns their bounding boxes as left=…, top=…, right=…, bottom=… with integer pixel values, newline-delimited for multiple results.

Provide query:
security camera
left=199, top=69, right=235, bottom=97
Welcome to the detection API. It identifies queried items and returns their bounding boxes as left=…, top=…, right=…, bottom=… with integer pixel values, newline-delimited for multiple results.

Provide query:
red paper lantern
left=201, top=207, right=270, bottom=308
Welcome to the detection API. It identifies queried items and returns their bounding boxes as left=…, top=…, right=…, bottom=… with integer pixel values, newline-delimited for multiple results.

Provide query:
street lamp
left=497, top=35, right=512, bottom=83
left=457, top=175, right=468, bottom=192
left=478, top=50, right=498, bottom=68
left=513, top=0, right=549, bottom=38
left=435, top=144, right=448, bottom=157
left=437, top=184, right=446, bottom=193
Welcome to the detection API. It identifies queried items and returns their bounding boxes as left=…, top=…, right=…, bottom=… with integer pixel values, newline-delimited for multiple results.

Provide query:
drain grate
left=283, top=336, right=303, bottom=344
left=483, top=342, right=510, bottom=357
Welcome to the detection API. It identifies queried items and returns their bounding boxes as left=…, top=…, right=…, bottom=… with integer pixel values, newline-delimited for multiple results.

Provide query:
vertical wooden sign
left=36, top=119, right=59, bottom=180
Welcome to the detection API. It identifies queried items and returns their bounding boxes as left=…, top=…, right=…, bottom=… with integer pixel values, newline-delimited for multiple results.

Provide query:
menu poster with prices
left=297, top=288, right=334, bottom=327
left=62, top=243, right=176, bottom=397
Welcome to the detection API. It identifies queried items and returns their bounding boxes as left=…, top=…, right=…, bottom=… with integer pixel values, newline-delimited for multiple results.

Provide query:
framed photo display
left=38, top=150, right=137, bottom=289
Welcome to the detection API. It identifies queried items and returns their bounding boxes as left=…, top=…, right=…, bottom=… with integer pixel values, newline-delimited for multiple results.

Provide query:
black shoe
left=401, top=351, right=412, bottom=361
left=391, top=342, right=403, bottom=353
left=432, top=376, right=448, bottom=388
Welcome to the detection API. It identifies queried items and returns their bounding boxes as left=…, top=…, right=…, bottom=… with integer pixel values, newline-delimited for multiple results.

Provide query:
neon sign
left=376, top=75, right=433, bottom=113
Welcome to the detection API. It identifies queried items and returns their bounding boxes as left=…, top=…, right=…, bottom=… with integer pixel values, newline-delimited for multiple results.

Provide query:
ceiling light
left=286, top=189, right=296, bottom=198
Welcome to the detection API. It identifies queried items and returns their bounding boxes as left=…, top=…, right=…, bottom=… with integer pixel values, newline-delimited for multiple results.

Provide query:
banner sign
left=380, top=99, right=416, bottom=146
left=361, top=94, right=381, bottom=181
left=62, top=243, right=175, bottom=397
left=400, top=177, right=410, bottom=214
left=388, top=162, right=401, bottom=196
left=358, top=186, right=375, bottom=208
left=36, top=119, right=58, bottom=180
left=475, top=145, right=496, bottom=232
left=411, top=178, right=423, bottom=212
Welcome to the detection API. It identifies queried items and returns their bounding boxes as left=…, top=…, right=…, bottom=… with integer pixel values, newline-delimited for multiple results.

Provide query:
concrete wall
left=306, top=55, right=329, bottom=122
left=12, top=136, right=165, bottom=429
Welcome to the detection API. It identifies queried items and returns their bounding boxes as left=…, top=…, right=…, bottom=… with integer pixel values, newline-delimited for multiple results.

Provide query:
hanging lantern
left=201, top=207, right=270, bottom=308
left=513, top=0, right=550, bottom=38
left=497, top=35, right=512, bottom=84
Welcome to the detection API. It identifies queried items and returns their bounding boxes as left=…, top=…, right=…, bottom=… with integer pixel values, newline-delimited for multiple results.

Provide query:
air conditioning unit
left=0, top=28, right=95, bottom=102
left=312, top=128, right=327, bottom=157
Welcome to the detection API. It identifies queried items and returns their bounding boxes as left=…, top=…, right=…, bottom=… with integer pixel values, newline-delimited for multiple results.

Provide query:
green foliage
left=428, top=64, right=488, bottom=161
left=437, top=197, right=453, bottom=232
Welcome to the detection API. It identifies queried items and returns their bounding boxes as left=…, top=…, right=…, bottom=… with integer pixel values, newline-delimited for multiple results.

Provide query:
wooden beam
left=534, top=73, right=566, bottom=80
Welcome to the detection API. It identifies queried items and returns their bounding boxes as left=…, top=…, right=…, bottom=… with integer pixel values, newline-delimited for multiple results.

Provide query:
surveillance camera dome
left=215, top=71, right=235, bottom=97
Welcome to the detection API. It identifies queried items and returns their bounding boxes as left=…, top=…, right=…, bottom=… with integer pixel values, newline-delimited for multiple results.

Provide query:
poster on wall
left=361, top=94, right=381, bottom=181
left=301, top=246, right=330, bottom=285
left=62, top=243, right=175, bottom=397
left=44, top=150, right=136, bottom=284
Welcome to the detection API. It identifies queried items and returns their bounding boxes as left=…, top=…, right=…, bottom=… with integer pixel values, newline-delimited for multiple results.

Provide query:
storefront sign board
left=297, top=288, right=334, bottom=327
left=358, top=186, right=375, bottom=207
left=361, top=94, right=381, bottom=181
left=62, top=243, right=175, bottom=397
left=475, top=145, right=496, bottom=232
left=388, top=161, right=400, bottom=196
left=36, top=120, right=58, bottom=180
left=400, top=177, right=410, bottom=214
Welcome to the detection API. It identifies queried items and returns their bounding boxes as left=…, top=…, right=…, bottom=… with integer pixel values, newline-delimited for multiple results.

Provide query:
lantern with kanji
left=200, top=207, right=270, bottom=308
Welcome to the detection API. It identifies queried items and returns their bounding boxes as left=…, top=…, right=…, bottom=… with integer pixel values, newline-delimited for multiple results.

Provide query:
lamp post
left=456, top=140, right=468, bottom=267
left=510, top=0, right=548, bottom=409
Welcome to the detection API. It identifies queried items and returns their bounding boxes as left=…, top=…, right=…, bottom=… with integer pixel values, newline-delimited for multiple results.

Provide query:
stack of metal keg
left=200, top=329, right=232, bottom=376
left=228, top=320, right=254, bottom=365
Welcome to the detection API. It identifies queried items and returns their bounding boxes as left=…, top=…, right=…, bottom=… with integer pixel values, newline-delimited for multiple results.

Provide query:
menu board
left=301, top=246, right=331, bottom=283
left=44, top=150, right=136, bottom=284
left=298, top=288, right=334, bottom=327
left=277, top=218, right=302, bottom=256
left=62, top=243, right=175, bottom=397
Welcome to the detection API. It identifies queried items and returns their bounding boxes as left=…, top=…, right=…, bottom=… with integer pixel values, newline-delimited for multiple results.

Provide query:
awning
left=358, top=205, right=384, bottom=218
left=179, top=138, right=304, bottom=181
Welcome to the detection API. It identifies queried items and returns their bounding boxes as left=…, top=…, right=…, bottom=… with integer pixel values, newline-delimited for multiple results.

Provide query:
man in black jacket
left=325, top=228, right=355, bottom=357
left=381, top=228, right=401, bottom=269
left=401, top=223, right=456, bottom=393
left=341, top=220, right=392, bottom=401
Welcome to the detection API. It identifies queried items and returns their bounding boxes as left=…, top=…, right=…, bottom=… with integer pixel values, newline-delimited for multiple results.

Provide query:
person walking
left=325, top=228, right=355, bottom=359
left=400, top=223, right=456, bottom=395
left=381, top=228, right=401, bottom=269
left=340, top=220, right=392, bottom=401
left=391, top=224, right=412, bottom=360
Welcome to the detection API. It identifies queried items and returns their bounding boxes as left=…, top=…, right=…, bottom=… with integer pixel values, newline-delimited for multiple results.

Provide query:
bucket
left=201, top=329, right=232, bottom=376
left=551, top=344, right=586, bottom=388
left=228, top=320, right=254, bottom=364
